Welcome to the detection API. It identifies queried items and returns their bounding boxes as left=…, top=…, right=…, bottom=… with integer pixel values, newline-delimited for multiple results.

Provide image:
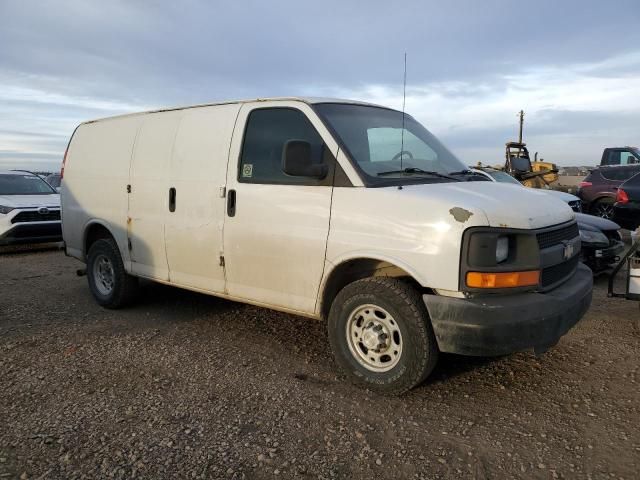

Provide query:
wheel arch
left=83, top=220, right=118, bottom=259
left=592, top=194, right=615, bottom=204
left=318, top=255, right=431, bottom=320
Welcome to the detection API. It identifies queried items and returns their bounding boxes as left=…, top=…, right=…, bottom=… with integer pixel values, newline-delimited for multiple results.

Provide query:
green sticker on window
left=242, top=164, right=253, bottom=177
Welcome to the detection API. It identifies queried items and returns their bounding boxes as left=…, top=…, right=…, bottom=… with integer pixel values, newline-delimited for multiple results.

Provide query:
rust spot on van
left=449, top=207, right=473, bottom=223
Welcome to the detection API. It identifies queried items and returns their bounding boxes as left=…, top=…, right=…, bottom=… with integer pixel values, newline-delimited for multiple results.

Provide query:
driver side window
left=239, top=108, right=332, bottom=185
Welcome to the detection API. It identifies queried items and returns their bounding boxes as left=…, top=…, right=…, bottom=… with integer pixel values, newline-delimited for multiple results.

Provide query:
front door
left=223, top=104, right=337, bottom=314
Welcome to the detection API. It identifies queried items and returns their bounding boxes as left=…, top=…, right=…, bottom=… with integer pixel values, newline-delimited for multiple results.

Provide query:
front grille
left=536, top=222, right=579, bottom=249
left=8, top=223, right=62, bottom=239
left=11, top=209, right=61, bottom=224
left=541, top=255, right=579, bottom=288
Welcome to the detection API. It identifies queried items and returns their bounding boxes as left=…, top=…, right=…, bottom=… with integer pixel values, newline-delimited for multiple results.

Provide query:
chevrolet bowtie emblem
left=562, top=241, right=574, bottom=260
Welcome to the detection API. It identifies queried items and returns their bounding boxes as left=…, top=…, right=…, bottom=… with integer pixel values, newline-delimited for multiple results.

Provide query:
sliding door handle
left=227, top=189, right=236, bottom=217
left=169, top=187, right=176, bottom=212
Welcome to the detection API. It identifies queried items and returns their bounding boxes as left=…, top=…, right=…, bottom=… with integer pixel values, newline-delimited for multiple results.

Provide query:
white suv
left=0, top=170, right=62, bottom=245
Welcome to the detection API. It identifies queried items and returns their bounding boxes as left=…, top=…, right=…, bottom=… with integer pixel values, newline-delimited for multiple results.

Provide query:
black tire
left=87, top=238, right=138, bottom=309
left=327, top=277, right=439, bottom=395
left=590, top=197, right=614, bottom=219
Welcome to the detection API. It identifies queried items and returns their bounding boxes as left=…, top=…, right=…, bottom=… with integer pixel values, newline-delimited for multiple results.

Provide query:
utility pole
left=518, top=110, right=524, bottom=144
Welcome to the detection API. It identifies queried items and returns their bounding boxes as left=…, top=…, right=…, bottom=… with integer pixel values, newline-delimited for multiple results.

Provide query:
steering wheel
left=392, top=150, right=414, bottom=162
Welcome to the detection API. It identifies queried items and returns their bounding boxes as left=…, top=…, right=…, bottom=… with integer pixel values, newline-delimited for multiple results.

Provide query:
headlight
left=579, top=229, right=608, bottom=247
left=0, top=205, right=14, bottom=214
left=462, top=228, right=540, bottom=291
left=496, top=236, right=509, bottom=263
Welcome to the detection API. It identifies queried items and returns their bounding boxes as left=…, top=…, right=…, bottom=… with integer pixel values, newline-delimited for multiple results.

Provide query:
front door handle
left=169, top=187, right=176, bottom=212
left=227, top=189, right=236, bottom=217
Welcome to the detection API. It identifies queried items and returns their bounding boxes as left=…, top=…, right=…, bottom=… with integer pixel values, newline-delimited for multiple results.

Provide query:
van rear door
left=223, top=102, right=338, bottom=314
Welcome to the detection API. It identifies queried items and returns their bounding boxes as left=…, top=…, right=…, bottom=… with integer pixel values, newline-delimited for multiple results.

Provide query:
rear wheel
left=87, top=238, right=138, bottom=308
left=328, top=277, right=439, bottom=395
left=590, top=198, right=614, bottom=219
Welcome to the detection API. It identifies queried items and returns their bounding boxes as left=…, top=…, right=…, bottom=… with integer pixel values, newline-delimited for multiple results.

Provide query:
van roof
left=82, top=97, right=392, bottom=125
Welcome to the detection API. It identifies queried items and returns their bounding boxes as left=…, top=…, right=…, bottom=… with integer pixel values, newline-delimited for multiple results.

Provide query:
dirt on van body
left=0, top=246, right=639, bottom=479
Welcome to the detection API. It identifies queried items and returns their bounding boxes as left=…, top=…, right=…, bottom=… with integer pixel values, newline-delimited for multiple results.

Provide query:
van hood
left=399, top=181, right=574, bottom=229
left=0, top=194, right=60, bottom=209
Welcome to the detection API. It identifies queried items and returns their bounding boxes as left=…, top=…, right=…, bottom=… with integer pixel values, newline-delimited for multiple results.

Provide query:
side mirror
left=282, top=140, right=328, bottom=179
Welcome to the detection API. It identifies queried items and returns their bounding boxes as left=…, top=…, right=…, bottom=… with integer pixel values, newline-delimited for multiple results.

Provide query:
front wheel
left=328, top=277, right=439, bottom=395
left=87, top=238, right=138, bottom=309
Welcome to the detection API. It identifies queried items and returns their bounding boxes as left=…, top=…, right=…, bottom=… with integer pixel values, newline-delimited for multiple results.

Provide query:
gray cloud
left=1, top=0, right=640, bottom=171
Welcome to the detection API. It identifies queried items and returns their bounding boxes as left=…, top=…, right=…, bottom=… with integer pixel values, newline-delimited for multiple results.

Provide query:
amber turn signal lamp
left=466, top=270, right=540, bottom=288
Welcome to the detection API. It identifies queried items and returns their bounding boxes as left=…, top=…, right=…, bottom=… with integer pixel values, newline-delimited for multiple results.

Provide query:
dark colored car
left=613, top=172, right=640, bottom=230
left=577, top=164, right=640, bottom=218
left=575, top=213, right=625, bottom=272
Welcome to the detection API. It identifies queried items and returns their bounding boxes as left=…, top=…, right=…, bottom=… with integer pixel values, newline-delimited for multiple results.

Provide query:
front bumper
left=0, top=222, right=62, bottom=245
left=423, top=263, right=593, bottom=356
left=582, top=239, right=625, bottom=272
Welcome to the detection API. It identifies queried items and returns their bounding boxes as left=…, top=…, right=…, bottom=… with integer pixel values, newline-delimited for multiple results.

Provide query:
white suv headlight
left=0, top=205, right=14, bottom=214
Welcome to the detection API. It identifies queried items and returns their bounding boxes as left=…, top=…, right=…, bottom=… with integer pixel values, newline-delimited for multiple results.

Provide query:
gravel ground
left=1, top=246, right=639, bottom=479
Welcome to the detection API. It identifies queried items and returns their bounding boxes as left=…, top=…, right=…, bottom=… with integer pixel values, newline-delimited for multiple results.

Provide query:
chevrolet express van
left=61, top=98, right=592, bottom=394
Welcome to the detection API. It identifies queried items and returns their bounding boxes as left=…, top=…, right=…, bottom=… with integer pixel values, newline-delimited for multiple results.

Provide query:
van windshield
left=0, top=174, right=56, bottom=195
left=314, top=103, right=468, bottom=186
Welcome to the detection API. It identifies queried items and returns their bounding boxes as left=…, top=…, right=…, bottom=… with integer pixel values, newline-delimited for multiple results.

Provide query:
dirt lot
left=1, top=247, right=639, bottom=479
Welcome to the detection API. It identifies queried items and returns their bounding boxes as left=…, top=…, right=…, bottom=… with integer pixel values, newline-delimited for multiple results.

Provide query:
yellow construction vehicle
left=504, top=141, right=559, bottom=188
left=502, top=111, right=558, bottom=188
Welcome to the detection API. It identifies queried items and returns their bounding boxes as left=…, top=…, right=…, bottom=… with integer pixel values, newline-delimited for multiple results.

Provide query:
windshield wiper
left=377, top=167, right=460, bottom=181
left=449, top=169, right=485, bottom=178
left=448, top=169, right=491, bottom=181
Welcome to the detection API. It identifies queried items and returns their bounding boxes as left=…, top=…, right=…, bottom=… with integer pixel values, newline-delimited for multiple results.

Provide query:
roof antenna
left=400, top=52, right=407, bottom=171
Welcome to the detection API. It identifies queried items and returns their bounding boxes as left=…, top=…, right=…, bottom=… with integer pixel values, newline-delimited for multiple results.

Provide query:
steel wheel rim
left=346, top=304, right=402, bottom=372
left=594, top=202, right=613, bottom=219
left=93, top=254, right=115, bottom=296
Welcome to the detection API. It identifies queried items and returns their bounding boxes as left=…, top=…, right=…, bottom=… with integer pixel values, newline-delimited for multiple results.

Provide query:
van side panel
left=163, top=103, right=241, bottom=292
left=62, top=117, right=143, bottom=265
left=128, top=111, right=182, bottom=280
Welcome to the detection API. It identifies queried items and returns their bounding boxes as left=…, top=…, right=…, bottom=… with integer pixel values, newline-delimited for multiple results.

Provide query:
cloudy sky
left=1, top=0, right=639, bottom=171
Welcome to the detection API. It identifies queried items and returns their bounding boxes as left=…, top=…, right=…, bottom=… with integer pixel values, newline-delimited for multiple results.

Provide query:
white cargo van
left=61, top=98, right=592, bottom=394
